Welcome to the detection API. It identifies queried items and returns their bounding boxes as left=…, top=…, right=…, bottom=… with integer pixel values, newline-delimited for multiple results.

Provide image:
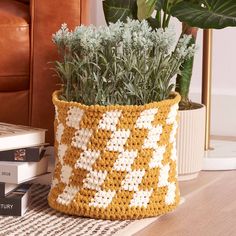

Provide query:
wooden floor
left=135, top=171, right=236, bottom=236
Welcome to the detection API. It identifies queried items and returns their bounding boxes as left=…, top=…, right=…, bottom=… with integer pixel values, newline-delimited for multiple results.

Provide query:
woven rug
left=0, top=184, right=162, bottom=236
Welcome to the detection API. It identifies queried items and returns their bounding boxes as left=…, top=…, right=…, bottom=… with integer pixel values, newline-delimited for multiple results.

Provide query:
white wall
left=90, top=1, right=236, bottom=137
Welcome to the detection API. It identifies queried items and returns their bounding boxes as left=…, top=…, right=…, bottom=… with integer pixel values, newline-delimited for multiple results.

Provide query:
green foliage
left=103, top=0, right=236, bottom=109
left=171, top=0, right=236, bottom=29
left=175, top=51, right=195, bottom=109
left=103, top=0, right=236, bottom=30
left=103, top=0, right=168, bottom=28
left=103, top=0, right=137, bottom=24
left=137, top=0, right=158, bottom=20
left=53, top=20, right=195, bottom=105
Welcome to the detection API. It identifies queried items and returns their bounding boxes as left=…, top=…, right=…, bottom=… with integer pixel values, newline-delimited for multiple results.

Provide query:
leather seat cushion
left=17, top=0, right=30, bottom=4
left=0, top=0, right=30, bottom=92
left=0, top=90, right=29, bottom=125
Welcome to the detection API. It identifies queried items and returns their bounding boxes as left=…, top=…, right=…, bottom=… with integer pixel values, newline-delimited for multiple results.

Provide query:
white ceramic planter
left=177, top=105, right=206, bottom=181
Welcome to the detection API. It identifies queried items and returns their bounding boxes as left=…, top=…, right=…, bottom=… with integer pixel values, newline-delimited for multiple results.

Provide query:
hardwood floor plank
left=135, top=171, right=236, bottom=236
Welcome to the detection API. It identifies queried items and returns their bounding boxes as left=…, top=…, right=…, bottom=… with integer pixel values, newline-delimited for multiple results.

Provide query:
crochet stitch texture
left=48, top=91, right=181, bottom=220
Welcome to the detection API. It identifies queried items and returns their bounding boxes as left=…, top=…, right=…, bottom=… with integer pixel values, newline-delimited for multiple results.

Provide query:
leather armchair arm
left=30, top=0, right=89, bottom=144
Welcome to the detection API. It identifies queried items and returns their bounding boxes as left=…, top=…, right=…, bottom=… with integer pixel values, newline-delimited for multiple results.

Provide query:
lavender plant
left=53, top=19, right=195, bottom=106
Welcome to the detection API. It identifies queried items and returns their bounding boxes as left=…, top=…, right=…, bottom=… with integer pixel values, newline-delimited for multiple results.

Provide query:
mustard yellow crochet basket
left=48, top=91, right=181, bottom=220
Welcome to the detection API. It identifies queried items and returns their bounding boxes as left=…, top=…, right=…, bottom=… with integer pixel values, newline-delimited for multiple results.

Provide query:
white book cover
left=0, top=156, right=48, bottom=184
left=0, top=122, right=46, bottom=151
left=0, top=172, right=51, bottom=196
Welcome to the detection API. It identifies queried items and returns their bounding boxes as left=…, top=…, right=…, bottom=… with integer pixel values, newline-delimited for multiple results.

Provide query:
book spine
left=0, top=147, right=45, bottom=162
left=0, top=183, right=4, bottom=197
left=0, top=130, right=46, bottom=151
left=0, top=198, right=21, bottom=216
left=0, top=156, right=48, bottom=184
left=0, top=165, right=16, bottom=184
left=0, top=184, right=32, bottom=216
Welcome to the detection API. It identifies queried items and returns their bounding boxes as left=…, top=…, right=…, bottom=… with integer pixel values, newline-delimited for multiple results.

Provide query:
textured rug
left=0, top=185, right=162, bottom=236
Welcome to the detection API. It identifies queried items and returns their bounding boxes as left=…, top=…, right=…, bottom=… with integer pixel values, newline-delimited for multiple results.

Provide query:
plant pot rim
left=52, top=90, right=181, bottom=112
left=179, top=103, right=205, bottom=112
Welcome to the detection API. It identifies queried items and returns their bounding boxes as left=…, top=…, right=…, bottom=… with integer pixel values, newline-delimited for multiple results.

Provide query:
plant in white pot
left=48, top=20, right=195, bottom=219
left=103, top=0, right=236, bottom=180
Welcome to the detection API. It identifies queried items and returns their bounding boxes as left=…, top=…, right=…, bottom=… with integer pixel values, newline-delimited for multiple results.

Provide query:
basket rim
left=52, top=90, right=181, bottom=111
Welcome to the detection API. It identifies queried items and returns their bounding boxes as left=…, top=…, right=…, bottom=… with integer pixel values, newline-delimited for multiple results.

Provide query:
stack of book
left=0, top=122, right=48, bottom=216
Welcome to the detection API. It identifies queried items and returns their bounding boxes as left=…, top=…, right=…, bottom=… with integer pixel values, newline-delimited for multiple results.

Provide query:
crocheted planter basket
left=48, top=91, right=181, bottom=220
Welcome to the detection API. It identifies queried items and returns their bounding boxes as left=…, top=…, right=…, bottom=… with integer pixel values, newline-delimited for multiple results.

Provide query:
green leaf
left=171, top=0, right=236, bottom=29
left=160, top=0, right=183, bottom=13
left=175, top=33, right=196, bottom=108
left=103, top=0, right=137, bottom=24
left=175, top=57, right=194, bottom=100
left=155, top=0, right=165, bottom=11
left=137, top=0, right=158, bottom=20
left=147, top=16, right=161, bottom=29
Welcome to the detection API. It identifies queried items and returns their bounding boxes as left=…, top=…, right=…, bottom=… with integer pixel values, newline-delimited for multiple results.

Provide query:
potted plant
left=48, top=20, right=195, bottom=219
left=102, top=0, right=236, bottom=180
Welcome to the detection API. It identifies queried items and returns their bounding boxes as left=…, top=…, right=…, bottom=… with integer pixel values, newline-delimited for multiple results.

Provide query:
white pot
left=177, top=105, right=206, bottom=181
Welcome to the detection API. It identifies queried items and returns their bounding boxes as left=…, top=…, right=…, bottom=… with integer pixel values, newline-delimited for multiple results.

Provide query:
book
left=0, top=156, right=48, bottom=184
left=0, top=172, right=51, bottom=196
left=0, top=122, right=46, bottom=151
left=0, top=146, right=46, bottom=162
left=0, top=184, right=32, bottom=216
left=0, top=183, right=18, bottom=196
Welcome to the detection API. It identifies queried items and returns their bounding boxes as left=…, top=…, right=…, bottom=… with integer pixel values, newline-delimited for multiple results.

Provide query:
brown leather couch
left=0, top=0, right=89, bottom=143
